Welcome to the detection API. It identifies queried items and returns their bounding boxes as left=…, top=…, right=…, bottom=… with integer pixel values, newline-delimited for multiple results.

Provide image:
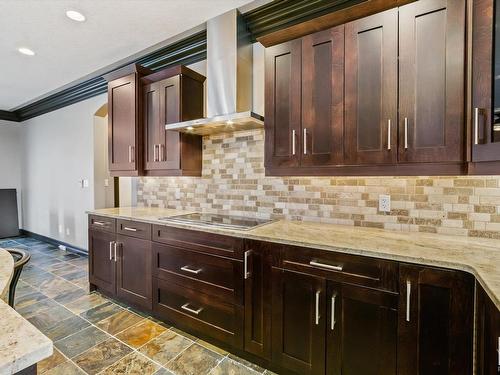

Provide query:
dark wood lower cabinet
left=398, top=264, right=474, bottom=375
left=88, top=229, right=116, bottom=295
left=476, top=283, right=500, bottom=375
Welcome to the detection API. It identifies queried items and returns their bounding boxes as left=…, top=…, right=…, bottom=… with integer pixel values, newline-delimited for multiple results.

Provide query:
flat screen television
left=0, top=189, right=19, bottom=238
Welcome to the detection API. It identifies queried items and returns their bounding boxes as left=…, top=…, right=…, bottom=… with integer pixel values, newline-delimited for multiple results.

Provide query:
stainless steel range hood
left=165, top=9, right=264, bottom=136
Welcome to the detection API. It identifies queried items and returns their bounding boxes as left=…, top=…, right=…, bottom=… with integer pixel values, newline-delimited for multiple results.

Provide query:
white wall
left=93, top=113, right=115, bottom=209
left=21, top=94, right=106, bottom=249
left=0, top=120, right=23, bottom=226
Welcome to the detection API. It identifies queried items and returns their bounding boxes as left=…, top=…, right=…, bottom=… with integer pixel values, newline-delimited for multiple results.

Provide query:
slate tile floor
left=1, top=236, right=277, bottom=375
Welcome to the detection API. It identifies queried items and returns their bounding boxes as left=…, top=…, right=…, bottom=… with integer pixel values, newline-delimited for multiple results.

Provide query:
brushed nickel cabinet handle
left=331, top=294, right=337, bottom=331
left=180, top=265, right=202, bottom=275
left=244, top=250, right=252, bottom=279
left=406, top=280, right=411, bottom=322
left=315, top=290, right=320, bottom=325
left=387, top=119, right=391, bottom=150
left=497, top=337, right=500, bottom=366
left=160, top=144, right=164, bottom=161
left=123, top=227, right=137, bottom=232
left=153, top=144, right=158, bottom=162
left=181, top=303, right=203, bottom=315
left=404, top=118, right=408, bottom=150
left=94, top=221, right=105, bottom=226
left=109, top=241, right=115, bottom=261
left=303, top=128, right=307, bottom=155
left=128, top=145, right=135, bottom=163
left=474, top=108, right=480, bottom=145
left=310, top=260, right=343, bottom=272
left=292, top=130, right=296, bottom=155
left=114, top=242, right=118, bottom=263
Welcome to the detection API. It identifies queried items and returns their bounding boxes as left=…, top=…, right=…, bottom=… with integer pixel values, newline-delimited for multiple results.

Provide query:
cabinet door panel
left=398, top=265, right=473, bottom=375
left=301, top=26, right=344, bottom=166
left=271, top=268, right=325, bottom=375
left=108, top=74, right=138, bottom=171
left=476, top=282, right=500, bottom=375
left=399, top=0, right=465, bottom=163
left=143, top=82, right=160, bottom=170
left=116, top=235, right=152, bottom=310
left=265, top=40, right=302, bottom=169
left=344, top=9, right=398, bottom=165
left=158, top=76, right=181, bottom=170
left=88, top=229, right=115, bottom=295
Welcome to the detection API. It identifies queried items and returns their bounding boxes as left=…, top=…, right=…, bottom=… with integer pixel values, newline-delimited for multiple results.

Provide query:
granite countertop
left=88, top=207, right=500, bottom=310
left=0, top=248, right=53, bottom=375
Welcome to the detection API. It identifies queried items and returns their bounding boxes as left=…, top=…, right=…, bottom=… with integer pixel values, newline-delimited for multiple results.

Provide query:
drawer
left=89, top=215, right=115, bottom=233
left=153, top=277, right=243, bottom=348
left=152, top=225, right=244, bottom=259
left=153, top=243, right=243, bottom=305
left=117, top=219, right=151, bottom=240
left=281, top=245, right=398, bottom=292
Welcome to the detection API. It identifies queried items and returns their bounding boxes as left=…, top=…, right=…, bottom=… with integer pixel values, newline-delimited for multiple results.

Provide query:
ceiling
left=0, top=0, right=255, bottom=111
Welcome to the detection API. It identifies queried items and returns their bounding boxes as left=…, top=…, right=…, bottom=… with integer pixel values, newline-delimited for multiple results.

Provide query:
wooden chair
left=6, top=248, right=30, bottom=308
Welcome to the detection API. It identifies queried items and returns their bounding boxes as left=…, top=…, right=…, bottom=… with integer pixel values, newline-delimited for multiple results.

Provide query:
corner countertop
left=0, top=248, right=53, bottom=375
left=88, top=207, right=500, bottom=311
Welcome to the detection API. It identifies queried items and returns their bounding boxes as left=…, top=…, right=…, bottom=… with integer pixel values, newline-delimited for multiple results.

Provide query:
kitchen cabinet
left=142, top=66, right=205, bottom=176
left=471, top=0, right=500, bottom=173
left=105, top=64, right=151, bottom=176
left=398, top=264, right=474, bottom=375
left=88, top=227, right=116, bottom=295
left=398, top=0, right=465, bottom=163
left=344, top=9, right=398, bottom=165
left=476, top=283, right=500, bottom=375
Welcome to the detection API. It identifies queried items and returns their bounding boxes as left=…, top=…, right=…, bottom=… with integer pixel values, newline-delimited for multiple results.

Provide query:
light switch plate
left=379, top=194, right=391, bottom=213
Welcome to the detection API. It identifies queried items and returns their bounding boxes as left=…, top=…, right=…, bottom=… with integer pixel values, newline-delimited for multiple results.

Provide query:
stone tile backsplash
left=137, top=129, right=500, bottom=239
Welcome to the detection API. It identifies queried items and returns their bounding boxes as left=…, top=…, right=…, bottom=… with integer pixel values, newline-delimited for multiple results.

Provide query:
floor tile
left=169, top=326, right=200, bottom=341
left=165, top=343, right=223, bottom=375
left=39, top=277, right=78, bottom=299
left=62, top=292, right=107, bottom=314
left=210, top=358, right=262, bottom=375
left=14, top=291, right=49, bottom=309
left=227, top=354, right=266, bottom=373
left=96, top=309, right=144, bottom=335
left=116, top=319, right=168, bottom=348
left=16, top=298, right=60, bottom=319
left=50, top=264, right=81, bottom=276
left=43, top=360, right=85, bottom=375
left=153, top=368, right=176, bottom=375
left=138, top=330, right=193, bottom=365
left=67, top=257, right=88, bottom=268
left=73, top=338, right=133, bottom=374
left=37, top=348, right=66, bottom=374
left=13, top=280, right=37, bottom=298
left=79, top=300, right=123, bottom=323
left=27, top=304, right=74, bottom=332
left=197, top=339, right=229, bottom=356
left=43, top=315, right=91, bottom=341
left=52, top=287, right=88, bottom=304
left=55, top=325, right=109, bottom=358
left=99, top=352, right=160, bottom=375
left=60, top=269, right=87, bottom=282
left=21, top=270, right=56, bottom=286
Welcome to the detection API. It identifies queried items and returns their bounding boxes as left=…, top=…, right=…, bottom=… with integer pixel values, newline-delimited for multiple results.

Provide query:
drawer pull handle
left=181, top=303, right=203, bottom=315
left=310, top=260, right=343, bottom=272
left=406, top=280, right=411, bottom=322
left=244, top=250, right=252, bottom=279
left=315, top=290, right=320, bottom=325
left=123, top=227, right=137, bottom=232
left=181, top=266, right=202, bottom=275
left=109, top=241, right=115, bottom=261
left=94, top=221, right=106, bottom=226
left=331, top=293, right=337, bottom=331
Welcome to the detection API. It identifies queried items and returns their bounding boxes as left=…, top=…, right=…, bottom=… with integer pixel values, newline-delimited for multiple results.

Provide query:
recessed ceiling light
left=66, top=10, right=86, bottom=22
left=18, top=47, right=35, bottom=56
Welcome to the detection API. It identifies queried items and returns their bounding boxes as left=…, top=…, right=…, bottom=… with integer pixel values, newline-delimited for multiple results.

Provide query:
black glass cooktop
left=159, top=213, right=273, bottom=231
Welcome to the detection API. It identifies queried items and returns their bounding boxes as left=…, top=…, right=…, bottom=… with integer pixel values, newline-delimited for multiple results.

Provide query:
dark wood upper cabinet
left=398, top=0, right=466, bottom=163
left=471, top=0, right=500, bottom=170
left=265, top=40, right=302, bottom=170
left=105, top=64, right=152, bottom=177
left=476, top=282, right=500, bottom=375
left=344, top=9, right=398, bottom=165
left=142, top=66, right=205, bottom=176
left=398, top=264, right=474, bottom=375
left=301, top=26, right=344, bottom=167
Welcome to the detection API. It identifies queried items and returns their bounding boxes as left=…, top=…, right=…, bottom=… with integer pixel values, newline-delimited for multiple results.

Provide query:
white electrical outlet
left=58, top=225, right=63, bottom=234
left=379, top=194, right=391, bottom=213
left=66, top=228, right=70, bottom=236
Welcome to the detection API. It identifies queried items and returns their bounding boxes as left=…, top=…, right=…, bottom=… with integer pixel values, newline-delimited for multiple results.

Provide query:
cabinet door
left=476, top=283, right=500, bottom=375
left=271, top=268, right=325, bottom=375
left=398, top=265, right=474, bottom=375
left=326, top=283, right=397, bottom=375
left=158, top=76, right=181, bottom=170
left=244, top=242, right=272, bottom=360
left=472, top=0, right=500, bottom=163
left=399, top=0, right=465, bottom=163
left=265, top=40, right=302, bottom=170
left=301, top=26, right=344, bottom=167
left=344, top=9, right=398, bottom=165
left=115, top=234, right=152, bottom=310
left=108, top=73, right=139, bottom=172
left=88, top=229, right=116, bottom=295
left=143, top=81, right=161, bottom=171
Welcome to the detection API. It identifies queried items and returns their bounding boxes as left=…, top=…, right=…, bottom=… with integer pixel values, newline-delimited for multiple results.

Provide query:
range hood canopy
left=165, top=9, right=264, bottom=136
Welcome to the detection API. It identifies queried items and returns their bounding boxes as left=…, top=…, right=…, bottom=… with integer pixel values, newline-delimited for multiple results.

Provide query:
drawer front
left=281, top=245, right=398, bottom=292
left=89, top=215, right=115, bottom=233
left=153, top=243, right=243, bottom=305
left=117, top=219, right=151, bottom=240
left=152, top=225, right=244, bottom=259
left=153, top=277, right=243, bottom=348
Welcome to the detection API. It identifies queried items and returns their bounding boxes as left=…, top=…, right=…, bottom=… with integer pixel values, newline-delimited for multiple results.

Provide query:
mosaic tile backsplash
left=137, top=129, right=500, bottom=239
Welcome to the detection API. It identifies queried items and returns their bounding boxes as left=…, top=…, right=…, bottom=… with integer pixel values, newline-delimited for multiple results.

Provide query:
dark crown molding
left=0, top=0, right=360, bottom=122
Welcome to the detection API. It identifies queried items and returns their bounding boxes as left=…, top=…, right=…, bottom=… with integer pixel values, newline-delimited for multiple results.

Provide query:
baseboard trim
left=20, top=230, right=88, bottom=256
